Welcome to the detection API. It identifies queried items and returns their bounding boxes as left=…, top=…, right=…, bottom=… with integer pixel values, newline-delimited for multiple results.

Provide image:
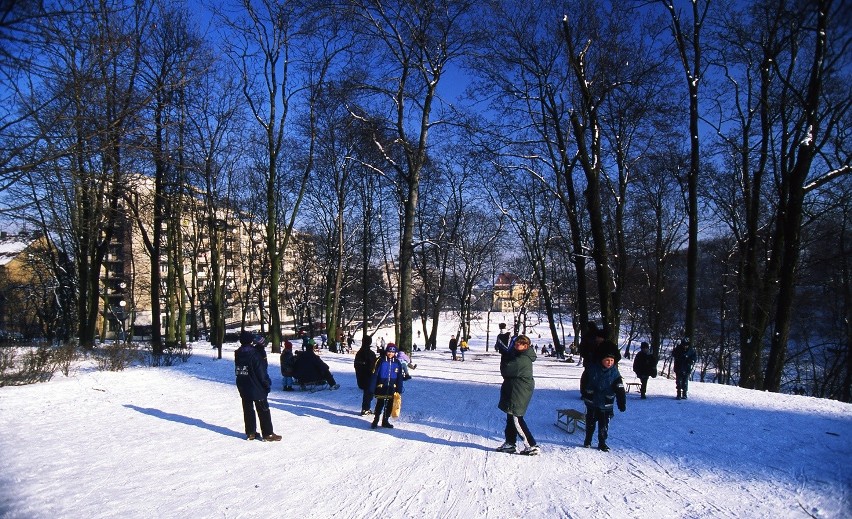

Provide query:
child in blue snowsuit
left=580, top=351, right=626, bottom=451
left=369, top=342, right=405, bottom=429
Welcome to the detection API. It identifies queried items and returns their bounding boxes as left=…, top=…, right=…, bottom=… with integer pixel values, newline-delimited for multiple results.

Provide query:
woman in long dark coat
left=495, top=334, right=539, bottom=455
left=354, top=335, right=377, bottom=415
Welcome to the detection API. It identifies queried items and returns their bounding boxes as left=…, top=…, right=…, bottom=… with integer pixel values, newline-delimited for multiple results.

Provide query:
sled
left=625, top=382, right=641, bottom=393
left=296, top=380, right=329, bottom=392
left=555, top=408, right=586, bottom=434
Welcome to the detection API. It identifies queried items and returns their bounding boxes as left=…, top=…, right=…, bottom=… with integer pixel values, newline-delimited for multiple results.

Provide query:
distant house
left=0, top=231, right=56, bottom=339
left=492, top=272, right=537, bottom=313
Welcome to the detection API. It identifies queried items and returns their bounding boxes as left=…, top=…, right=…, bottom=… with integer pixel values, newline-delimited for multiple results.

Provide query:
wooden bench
left=555, top=408, right=586, bottom=434
left=625, top=382, right=641, bottom=393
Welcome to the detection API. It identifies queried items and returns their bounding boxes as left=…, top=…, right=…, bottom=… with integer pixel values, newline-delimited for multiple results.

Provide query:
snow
left=1, top=316, right=850, bottom=519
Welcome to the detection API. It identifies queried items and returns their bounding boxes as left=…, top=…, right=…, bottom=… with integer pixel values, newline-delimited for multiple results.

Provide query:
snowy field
left=1, top=317, right=850, bottom=519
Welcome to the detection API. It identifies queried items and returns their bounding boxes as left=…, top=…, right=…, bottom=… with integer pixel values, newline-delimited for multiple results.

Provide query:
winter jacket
left=497, top=345, right=536, bottom=416
left=369, top=356, right=404, bottom=398
left=581, top=362, right=626, bottom=414
left=293, top=348, right=332, bottom=383
left=280, top=350, right=295, bottom=377
left=354, top=345, right=377, bottom=390
left=235, top=343, right=271, bottom=401
left=494, top=331, right=511, bottom=352
left=632, top=350, right=657, bottom=379
left=449, top=337, right=458, bottom=351
left=673, top=343, right=697, bottom=375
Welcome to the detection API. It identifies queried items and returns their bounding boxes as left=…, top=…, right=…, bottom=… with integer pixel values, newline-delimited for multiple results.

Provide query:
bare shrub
left=94, top=341, right=142, bottom=371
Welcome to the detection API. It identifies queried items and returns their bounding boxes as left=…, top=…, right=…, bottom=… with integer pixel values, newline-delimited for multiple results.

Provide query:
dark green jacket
left=498, top=347, right=536, bottom=416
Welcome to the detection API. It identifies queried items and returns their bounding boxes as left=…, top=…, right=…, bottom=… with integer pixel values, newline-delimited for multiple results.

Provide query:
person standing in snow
left=496, top=334, right=540, bottom=455
left=449, top=335, right=458, bottom=361
left=354, top=335, right=377, bottom=415
left=459, top=336, right=468, bottom=362
left=578, top=321, right=599, bottom=367
left=580, top=351, right=626, bottom=452
left=280, top=340, right=296, bottom=391
left=369, top=342, right=405, bottom=429
left=632, top=341, right=657, bottom=399
left=494, top=322, right=511, bottom=353
left=235, top=331, right=281, bottom=441
left=672, top=338, right=697, bottom=400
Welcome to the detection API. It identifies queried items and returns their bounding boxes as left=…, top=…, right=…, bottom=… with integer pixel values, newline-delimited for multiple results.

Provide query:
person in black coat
left=293, top=346, right=340, bottom=390
left=494, top=322, right=511, bottom=353
left=632, top=341, right=657, bottom=399
left=592, top=328, right=622, bottom=364
left=354, top=335, right=377, bottom=415
left=449, top=335, right=458, bottom=361
left=672, top=338, right=697, bottom=399
left=369, top=343, right=405, bottom=429
left=235, top=331, right=281, bottom=441
left=578, top=321, right=599, bottom=367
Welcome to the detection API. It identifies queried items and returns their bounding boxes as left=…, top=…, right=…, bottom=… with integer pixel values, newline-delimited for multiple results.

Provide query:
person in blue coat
left=495, top=334, right=540, bottom=455
left=369, top=342, right=404, bottom=429
left=580, top=351, right=626, bottom=451
left=235, top=331, right=281, bottom=441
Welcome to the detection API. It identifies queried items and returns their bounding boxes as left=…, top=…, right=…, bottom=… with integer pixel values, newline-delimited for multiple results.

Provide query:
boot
left=676, top=390, right=682, bottom=400
left=682, top=390, right=688, bottom=399
left=381, top=417, right=393, bottom=429
left=371, top=415, right=379, bottom=429
left=583, top=428, right=594, bottom=448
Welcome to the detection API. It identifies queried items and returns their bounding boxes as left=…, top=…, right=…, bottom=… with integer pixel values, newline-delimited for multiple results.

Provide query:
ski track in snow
left=1, top=320, right=850, bottom=519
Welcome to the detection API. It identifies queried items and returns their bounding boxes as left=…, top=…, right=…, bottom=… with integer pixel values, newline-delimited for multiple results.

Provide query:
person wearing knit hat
left=235, top=331, right=281, bottom=441
left=280, top=339, right=296, bottom=391
left=580, top=349, right=627, bottom=452
left=368, top=342, right=404, bottom=429
left=632, top=341, right=657, bottom=399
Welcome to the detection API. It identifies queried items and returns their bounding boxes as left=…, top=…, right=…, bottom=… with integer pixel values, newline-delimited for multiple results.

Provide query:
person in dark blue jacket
left=580, top=351, right=626, bottom=452
left=235, top=331, right=281, bottom=441
left=369, top=342, right=404, bottom=429
left=672, top=338, right=697, bottom=400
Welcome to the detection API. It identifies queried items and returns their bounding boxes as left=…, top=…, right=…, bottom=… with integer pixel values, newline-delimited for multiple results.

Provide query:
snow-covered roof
left=0, top=238, right=30, bottom=267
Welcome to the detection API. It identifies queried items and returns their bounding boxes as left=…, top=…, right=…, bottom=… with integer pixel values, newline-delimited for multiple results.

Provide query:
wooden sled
left=625, top=382, right=641, bottom=393
left=555, top=408, right=586, bottom=434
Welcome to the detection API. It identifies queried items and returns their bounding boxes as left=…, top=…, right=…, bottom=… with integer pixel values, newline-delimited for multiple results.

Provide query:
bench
left=555, top=408, right=586, bottom=434
left=625, top=382, right=641, bottom=393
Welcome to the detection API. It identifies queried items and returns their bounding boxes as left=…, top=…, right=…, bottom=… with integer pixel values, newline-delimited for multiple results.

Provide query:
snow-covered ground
left=1, top=316, right=850, bottom=518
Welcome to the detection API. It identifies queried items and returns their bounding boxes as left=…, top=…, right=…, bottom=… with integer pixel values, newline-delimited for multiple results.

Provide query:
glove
left=618, top=403, right=626, bottom=412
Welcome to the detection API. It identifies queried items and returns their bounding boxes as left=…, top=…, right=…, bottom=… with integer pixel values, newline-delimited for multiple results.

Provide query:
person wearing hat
left=632, top=341, right=657, bottom=399
left=580, top=350, right=627, bottom=452
left=592, top=327, right=622, bottom=364
left=280, top=339, right=296, bottom=391
left=672, top=338, right=697, bottom=400
left=354, top=335, right=377, bottom=415
left=368, top=342, right=404, bottom=429
left=235, top=330, right=281, bottom=441
left=494, top=323, right=511, bottom=353
left=495, top=334, right=540, bottom=455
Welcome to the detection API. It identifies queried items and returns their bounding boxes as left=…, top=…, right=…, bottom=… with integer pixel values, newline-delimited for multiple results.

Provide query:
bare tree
left=344, top=0, right=478, bottom=352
